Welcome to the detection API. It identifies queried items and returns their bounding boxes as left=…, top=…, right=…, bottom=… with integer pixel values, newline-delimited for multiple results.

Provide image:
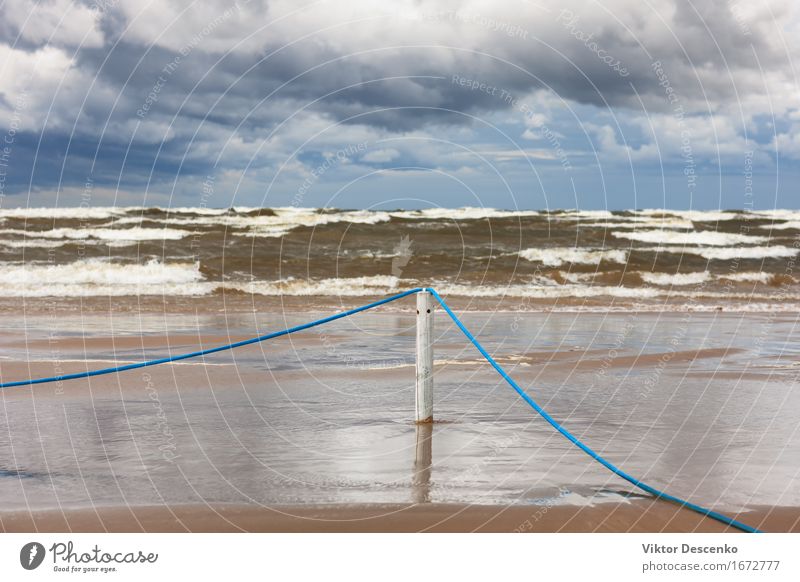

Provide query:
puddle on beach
left=1, top=311, right=799, bottom=512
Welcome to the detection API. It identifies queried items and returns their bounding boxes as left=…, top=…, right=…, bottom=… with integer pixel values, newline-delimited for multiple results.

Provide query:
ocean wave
left=0, top=227, right=191, bottom=241
left=390, top=207, right=541, bottom=220
left=759, top=221, right=800, bottom=230
left=0, top=207, right=124, bottom=219
left=719, top=246, right=800, bottom=262
left=0, top=259, right=209, bottom=297
left=750, top=210, right=800, bottom=221
left=0, top=238, right=140, bottom=249
left=519, top=247, right=627, bottom=266
left=639, top=272, right=712, bottom=286
left=111, top=208, right=394, bottom=238
left=111, top=207, right=543, bottom=238
left=1, top=265, right=795, bottom=301
left=229, top=277, right=783, bottom=300
left=634, top=209, right=743, bottom=222
left=639, top=245, right=799, bottom=260
left=613, top=230, right=768, bottom=246
left=228, top=275, right=401, bottom=296
left=143, top=206, right=248, bottom=216
left=0, top=239, right=79, bottom=249
left=551, top=210, right=615, bottom=219
left=577, top=220, right=695, bottom=229
left=112, top=206, right=542, bottom=222
left=431, top=282, right=796, bottom=301
left=432, top=282, right=662, bottom=299
left=641, top=271, right=794, bottom=285
left=718, top=272, right=772, bottom=283
left=1, top=206, right=795, bottom=222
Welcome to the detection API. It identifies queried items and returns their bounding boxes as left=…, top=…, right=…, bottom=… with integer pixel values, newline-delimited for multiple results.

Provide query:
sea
left=0, top=206, right=798, bottom=311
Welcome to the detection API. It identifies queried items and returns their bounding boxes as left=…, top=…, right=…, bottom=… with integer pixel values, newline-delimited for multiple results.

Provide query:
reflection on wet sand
left=1, top=311, right=800, bottom=519
left=412, top=423, right=432, bottom=504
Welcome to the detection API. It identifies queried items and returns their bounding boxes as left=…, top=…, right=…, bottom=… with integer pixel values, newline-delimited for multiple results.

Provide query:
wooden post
left=415, top=290, right=434, bottom=423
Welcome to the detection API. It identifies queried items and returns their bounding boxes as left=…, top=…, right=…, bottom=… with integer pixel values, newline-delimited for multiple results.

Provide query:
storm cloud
left=0, top=0, right=797, bottom=209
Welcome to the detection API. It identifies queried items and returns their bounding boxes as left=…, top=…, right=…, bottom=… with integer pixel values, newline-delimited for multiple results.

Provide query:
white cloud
left=2, top=0, right=104, bottom=48
left=0, top=44, right=73, bottom=130
left=361, top=148, right=400, bottom=163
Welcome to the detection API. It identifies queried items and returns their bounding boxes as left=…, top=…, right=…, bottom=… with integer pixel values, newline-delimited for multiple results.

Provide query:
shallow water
left=1, top=310, right=799, bottom=513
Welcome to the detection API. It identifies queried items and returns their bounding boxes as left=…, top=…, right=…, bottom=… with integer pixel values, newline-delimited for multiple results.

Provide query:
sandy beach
left=2, top=500, right=800, bottom=533
left=1, top=307, right=799, bottom=533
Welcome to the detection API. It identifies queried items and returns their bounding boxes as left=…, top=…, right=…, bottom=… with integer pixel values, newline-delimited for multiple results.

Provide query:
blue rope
left=0, top=288, right=422, bottom=388
left=0, top=285, right=759, bottom=532
left=425, top=287, right=759, bottom=533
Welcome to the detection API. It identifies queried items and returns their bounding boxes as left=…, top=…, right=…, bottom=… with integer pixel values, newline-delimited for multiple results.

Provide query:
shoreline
left=4, top=294, right=800, bottom=315
left=1, top=500, right=797, bottom=533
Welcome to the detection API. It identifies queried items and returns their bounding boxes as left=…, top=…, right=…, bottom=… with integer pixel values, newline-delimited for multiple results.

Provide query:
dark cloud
left=0, top=0, right=796, bottom=203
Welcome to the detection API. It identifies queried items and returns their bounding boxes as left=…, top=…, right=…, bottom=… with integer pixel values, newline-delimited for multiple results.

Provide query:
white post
left=412, top=423, right=433, bottom=503
left=415, top=290, right=434, bottom=423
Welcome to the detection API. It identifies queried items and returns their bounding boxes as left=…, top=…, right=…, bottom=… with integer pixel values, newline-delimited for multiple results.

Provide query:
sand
left=1, top=500, right=797, bottom=533
left=2, top=311, right=799, bottom=534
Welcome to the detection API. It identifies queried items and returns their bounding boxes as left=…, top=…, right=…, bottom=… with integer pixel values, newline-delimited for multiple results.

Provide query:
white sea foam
left=389, top=207, right=540, bottom=220
left=750, top=209, right=800, bottom=221
left=0, top=206, right=778, bottom=224
left=133, top=206, right=543, bottom=222
left=557, top=272, right=591, bottom=284
left=563, top=269, right=782, bottom=286
left=246, top=209, right=394, bottom=238
left=153, top=207, right=247, bottom=216
left=643, top=246, right=798, bottom=260
left=641, top=270, right=796, bottom=285
left=718, top=272, right=772, bottom=283
left=639, top=271, right=712, bottom=286
left=104, top=206, right=583, bottom=237
left=430, top=282, right=794, bottom=301
left=0, top=207, right=124, bottom=219
left=519, top=247, right=627, bottom=267
left=111, top=208, right=394, bottom=238
left=0, top=259, right=210, bottom=297
left=577, top=219, right=695, bottom=229
left=0, top=238, right=140, bottom=249
left=0, top=239, right=76, bottom=249
left=759, top=221, right=800, bottom=230
left=634, top=209, right=743, bottom=222
left=112, top=207, right=543, bottom=237
left=698, top=246, right=798, bottom=261
left=238, top=277, right=671, bottom=300
left=432, top=282, right=664, bottom=299
left=228, top=275, right=401, bottom=296
left=552, top=210, right=615, bottom=219
left=613, top=230, right=768, bottom=246
left=0, top=227, right=191, bottom=241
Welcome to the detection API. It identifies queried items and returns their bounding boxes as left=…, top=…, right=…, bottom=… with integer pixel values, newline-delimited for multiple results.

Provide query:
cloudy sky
left=0, top=0, right=798, bottom=210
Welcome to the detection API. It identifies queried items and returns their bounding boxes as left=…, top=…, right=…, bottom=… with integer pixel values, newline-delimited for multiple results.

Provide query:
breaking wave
left=0, top=259, right=208, bottom=297
left=519, top=247, right=627, bottom=266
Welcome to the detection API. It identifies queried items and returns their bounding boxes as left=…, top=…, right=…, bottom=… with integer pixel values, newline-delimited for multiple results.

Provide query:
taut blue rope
left=0, top=286, right=759, bottom=532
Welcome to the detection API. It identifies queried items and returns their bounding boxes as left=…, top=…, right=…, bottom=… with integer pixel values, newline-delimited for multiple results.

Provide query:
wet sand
left=3, top=291, right=797, bottom=316
left=2, top=310, right=800, bottom=533
left=1, top=500, right=798, bottom=533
